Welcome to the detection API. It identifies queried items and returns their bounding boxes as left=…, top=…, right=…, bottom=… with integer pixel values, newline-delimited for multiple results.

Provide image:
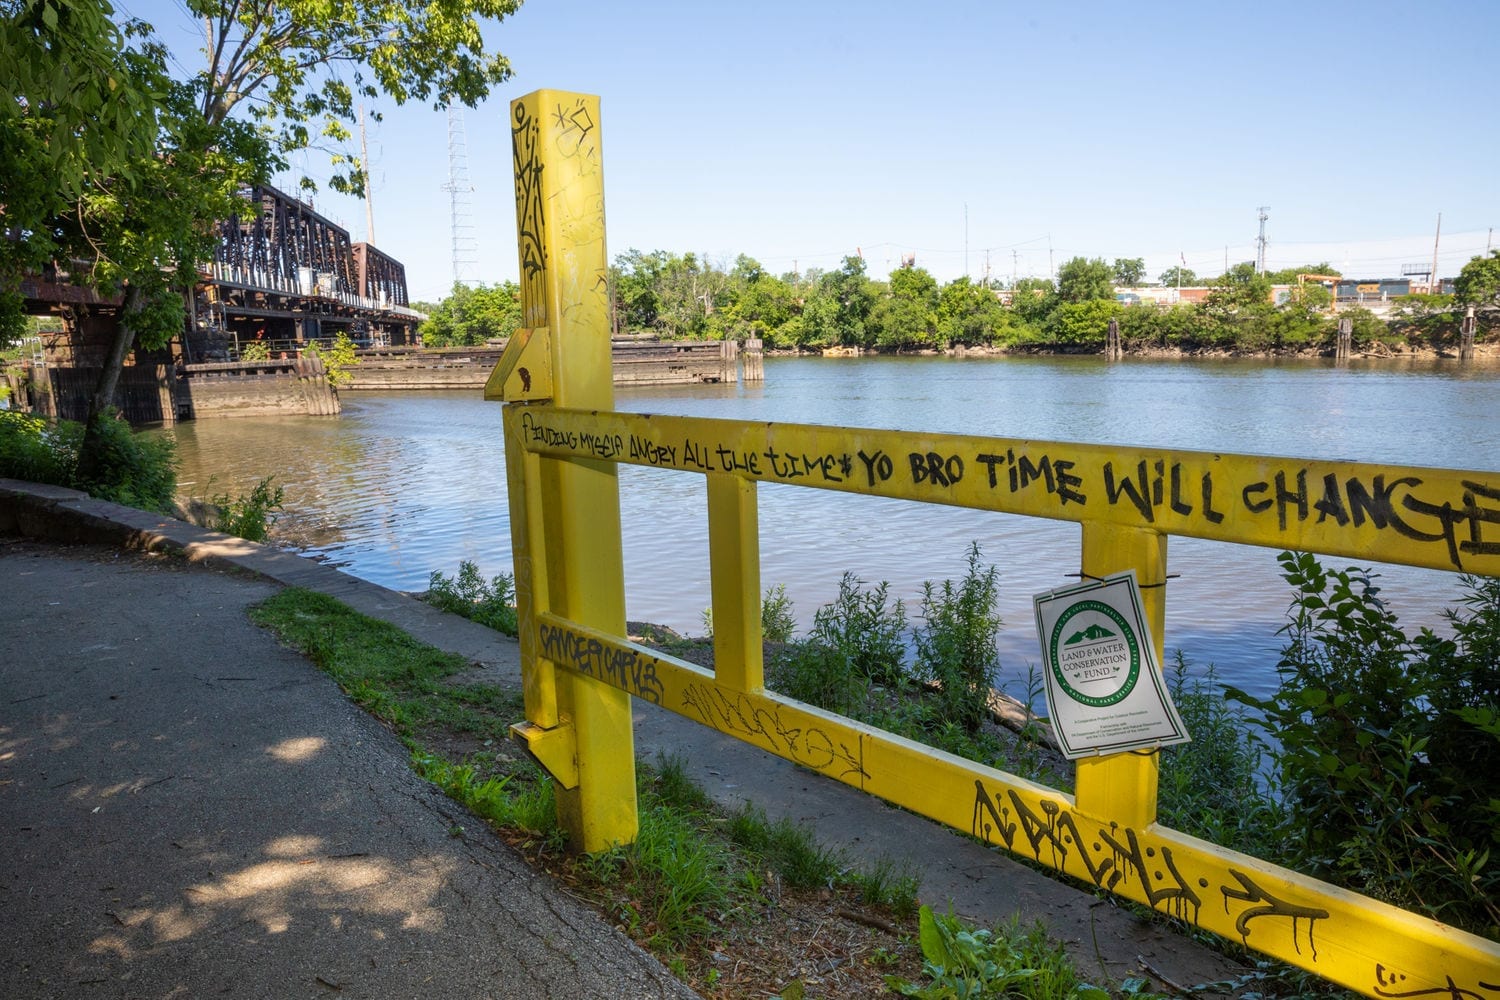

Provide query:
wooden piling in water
left=1460, top=307, right=1476, bottom=361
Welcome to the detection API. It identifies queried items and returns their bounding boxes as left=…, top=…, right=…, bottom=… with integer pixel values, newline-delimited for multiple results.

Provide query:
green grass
left=249, top=589, right=922, bottom=964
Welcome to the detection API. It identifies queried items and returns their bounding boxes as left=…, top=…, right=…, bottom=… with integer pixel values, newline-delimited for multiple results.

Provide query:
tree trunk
left=76, top=283, right=143, bottom=483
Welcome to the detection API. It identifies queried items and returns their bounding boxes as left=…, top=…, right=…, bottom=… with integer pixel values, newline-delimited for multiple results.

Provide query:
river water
left=163, top=354, right=1500, bottom=702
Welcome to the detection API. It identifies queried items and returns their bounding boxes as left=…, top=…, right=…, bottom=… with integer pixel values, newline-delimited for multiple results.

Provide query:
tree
left=937, top=277, right=1010, bottom=347
left=1008, top=277, right=1056, bottom=325
left=1056, top=257, right=1114, bottom=303
left=1112, top=257, right=1146, bottom=286
left=1158, top=265, right=1197, bottom=288
left=806, top=255, right=875, bottom=347
left=419, top=282, right=521, bottom=346
left=1455, top=251, right=1500, bottom=308
left=2, top=1, right=274, bottom=479
left=194, top=0, right=522, bottom=195
left=869, top=266, right=938, bottom=350
left=5, top=0, right=523, bottom=478
left=0, top=0, right=166, bottom=342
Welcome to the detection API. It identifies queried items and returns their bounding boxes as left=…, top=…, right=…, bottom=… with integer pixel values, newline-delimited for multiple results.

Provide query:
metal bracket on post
left=508, top=720, right=579, bottom=789
left=484, top=326, right=554, bottom=402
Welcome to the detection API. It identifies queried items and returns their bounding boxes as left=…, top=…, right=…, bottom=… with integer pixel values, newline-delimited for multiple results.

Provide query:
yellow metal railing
left=486, top=89, right=1500, bottom=998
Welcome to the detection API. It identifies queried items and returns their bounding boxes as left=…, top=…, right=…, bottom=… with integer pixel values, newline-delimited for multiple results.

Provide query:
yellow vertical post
left=1072, top=522, right=1166, bottom=830
left=707, top=473, right=763, bottom=692
left=504, top=90, right=636, bottom=853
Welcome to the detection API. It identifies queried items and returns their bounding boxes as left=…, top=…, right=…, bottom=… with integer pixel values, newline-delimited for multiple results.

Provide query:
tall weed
left=913, top=541, right=1002, bottom=733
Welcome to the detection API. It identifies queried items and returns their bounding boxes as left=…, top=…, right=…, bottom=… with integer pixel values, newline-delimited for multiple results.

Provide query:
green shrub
left=913, top=542, right=1002, bottom=733
left=1157, top=653, right=1283, bottom=853
left=424, top=560, right=518, bottom=636
left=1230, top=552, right=1500, bottom=939
left=808, top=571, right=908, bottom=685
left=0, top=409, right=176, bottom=513
left=0, top=411, right=72, bottom=484
left=760, top=582, right=796, bottom=642
left=766, top=641, right=869, bottom=717
left=886, top=906, right=1111, bottom=1000
left=207, top=475, right=285, bottom=542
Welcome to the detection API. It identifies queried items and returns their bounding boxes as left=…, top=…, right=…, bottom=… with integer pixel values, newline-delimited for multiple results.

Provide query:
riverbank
left=764, top=339, right=1499, bottom=361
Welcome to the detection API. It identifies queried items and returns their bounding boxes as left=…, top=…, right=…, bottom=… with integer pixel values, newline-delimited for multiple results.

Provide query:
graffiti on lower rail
left=681, top=683, right=869, bottom=783
left=1373, top=964, right=1500, bottom=1000
left=537, top=621, right=663, bottom=704
left=970, top=780, right=1331, bottom=953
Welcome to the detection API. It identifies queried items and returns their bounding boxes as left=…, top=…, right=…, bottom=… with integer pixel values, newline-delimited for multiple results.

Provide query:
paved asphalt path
left=0, top=539, right=696, bottom=1000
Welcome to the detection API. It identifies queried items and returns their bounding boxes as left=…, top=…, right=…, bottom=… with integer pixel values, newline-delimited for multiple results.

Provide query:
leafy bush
left=0, top=411, right=73, bottom=484
left=239, top=340, right=270, bottom=362
left=760, top=582, right=796, bottom=642
left=1230, top=552, right=1500, bottom=939
left=913, top=542, right=1002, bottom=733
left=304, top=332, right=359, bottom=386
left=0, top=409, right=176, bottom=512
left=887, top=906, right=1110, bottom=1000
left=423, top=560, right=518, bottom=636
left=206, top=475, right=285, bottom=542
left=1157, top=654, right=1283, bottom=853
left=766, top=640, right=869, bottom=717
left=808, top=571, right=908, bottom=685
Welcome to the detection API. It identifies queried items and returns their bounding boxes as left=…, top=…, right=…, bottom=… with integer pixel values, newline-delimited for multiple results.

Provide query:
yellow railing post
left=489, top=90, right=636, bottom=852
left=707, top=473, right=763, bottom=692
left=1072, top=521, right=1166, bottom=829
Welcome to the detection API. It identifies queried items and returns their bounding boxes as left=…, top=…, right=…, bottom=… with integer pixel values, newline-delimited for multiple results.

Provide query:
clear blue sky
left=129, top=0, right=1498, bottom=302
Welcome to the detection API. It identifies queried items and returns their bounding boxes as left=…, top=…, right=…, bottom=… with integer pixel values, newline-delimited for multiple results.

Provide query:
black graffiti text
left=763, top=447, right=853, bottom=483
left=909, top=451, right=964, bottom=488
left=536, top=623, right=663, bottom=704
left=1103, top=460, right=1223, bottom=524
left=976, top=450, right=1087, bottom=507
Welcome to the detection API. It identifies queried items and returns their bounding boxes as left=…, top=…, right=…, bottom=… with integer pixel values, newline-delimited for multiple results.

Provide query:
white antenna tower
left=1255, top=206, right=1270, bottom=274
left=442, top=106, right=478, bottom=287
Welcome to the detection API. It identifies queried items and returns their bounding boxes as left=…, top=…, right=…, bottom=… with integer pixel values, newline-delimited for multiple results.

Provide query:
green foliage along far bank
left=415, top=247, right=1500, bottom=356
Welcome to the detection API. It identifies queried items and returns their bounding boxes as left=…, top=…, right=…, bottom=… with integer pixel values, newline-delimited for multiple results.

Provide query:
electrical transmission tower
left=1255, top=206, right=1270, bottom=274
left=442, top=107, right=478, bottom=287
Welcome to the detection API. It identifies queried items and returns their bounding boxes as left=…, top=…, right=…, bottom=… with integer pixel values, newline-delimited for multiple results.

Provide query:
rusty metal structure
left=196, top=183, right=421, bottom=359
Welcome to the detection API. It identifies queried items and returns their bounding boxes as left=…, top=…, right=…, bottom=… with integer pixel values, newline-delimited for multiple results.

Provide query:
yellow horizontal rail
left=532, top=610, right=1500, bottom=997
left=514, top=407, right=1500, bottom=577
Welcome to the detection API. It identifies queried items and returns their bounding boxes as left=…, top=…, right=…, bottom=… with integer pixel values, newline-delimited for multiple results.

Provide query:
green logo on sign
left=1048, top=599, right=1141, bottom=707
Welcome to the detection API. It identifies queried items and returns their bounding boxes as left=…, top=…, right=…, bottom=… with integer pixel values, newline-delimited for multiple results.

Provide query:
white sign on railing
left=1033, top=571, right=1190, bottom=759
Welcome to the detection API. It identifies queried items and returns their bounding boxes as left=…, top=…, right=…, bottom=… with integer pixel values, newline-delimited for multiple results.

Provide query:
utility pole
left=1430, top=212, right=1442, bottom=293
left=1012, top=250, right=1018, bottom=285
left=1255, top=206, right=1270, bottom=274
left=983, top=250, right=991, bottom=287
left=359, top=105, right=376, bottom=245
left=964, top=202, right=969, bottom=279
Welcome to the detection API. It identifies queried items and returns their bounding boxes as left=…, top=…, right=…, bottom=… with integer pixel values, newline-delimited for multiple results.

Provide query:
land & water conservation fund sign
left=1033, top=572, right=1190, bottom=759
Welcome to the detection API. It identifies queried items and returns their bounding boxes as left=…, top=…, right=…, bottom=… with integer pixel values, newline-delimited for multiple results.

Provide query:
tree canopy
left=417, top=282, right=522, bottom=346
left=1056, top=257, right=1115, bottom=303
left=1455, top=251, right=1500, bottom=308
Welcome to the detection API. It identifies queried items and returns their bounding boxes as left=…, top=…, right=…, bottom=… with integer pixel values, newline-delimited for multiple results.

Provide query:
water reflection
left=161, top=355, right=1499, bottom=703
